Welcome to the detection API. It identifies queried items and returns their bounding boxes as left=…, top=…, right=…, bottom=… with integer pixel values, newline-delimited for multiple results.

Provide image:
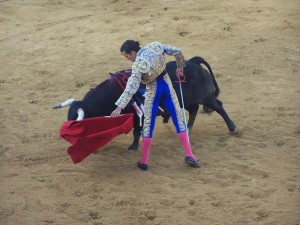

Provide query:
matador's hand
left=176, top=67, right=185, bottom=82
left=110, top=106, right=122, bottom=117
left=176, top=67, right=184, bottom=78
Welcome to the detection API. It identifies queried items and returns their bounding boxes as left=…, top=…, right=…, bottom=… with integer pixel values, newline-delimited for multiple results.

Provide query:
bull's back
left=166, top=59, right=216, bottom=105
left=81, top=80, right=123, bottom=117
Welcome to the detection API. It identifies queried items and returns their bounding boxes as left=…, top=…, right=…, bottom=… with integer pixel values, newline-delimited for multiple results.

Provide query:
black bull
left=56, top=56, right=240, bottom=151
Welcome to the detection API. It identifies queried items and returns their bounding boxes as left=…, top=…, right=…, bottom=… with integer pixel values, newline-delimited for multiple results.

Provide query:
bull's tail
left=52, top=98, right=76, bottom=109
left=189, top=56, right=220, bottom=98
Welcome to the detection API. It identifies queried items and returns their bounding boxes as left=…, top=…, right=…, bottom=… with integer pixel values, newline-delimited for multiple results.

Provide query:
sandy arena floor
left=0, top=0, right=299, bottom=224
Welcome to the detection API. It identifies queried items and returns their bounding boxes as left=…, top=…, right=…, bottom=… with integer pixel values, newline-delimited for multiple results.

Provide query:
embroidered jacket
left=116, top=41, right=186, bottom=109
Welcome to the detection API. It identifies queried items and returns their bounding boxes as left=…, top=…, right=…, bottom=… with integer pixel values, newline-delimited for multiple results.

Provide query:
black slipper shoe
left=185, top=156, right=201, bottom=168
left=137, top=161, right=148, bottom=171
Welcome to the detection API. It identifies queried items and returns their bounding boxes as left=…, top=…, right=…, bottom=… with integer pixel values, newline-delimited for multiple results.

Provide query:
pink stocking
left=177, top=132, right=195, bottom=158
left=140, top=137, right=152, bottom=164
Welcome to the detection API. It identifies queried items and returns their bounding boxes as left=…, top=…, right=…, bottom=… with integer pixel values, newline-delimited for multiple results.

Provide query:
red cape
left=59, top=114, right=134, bottom=164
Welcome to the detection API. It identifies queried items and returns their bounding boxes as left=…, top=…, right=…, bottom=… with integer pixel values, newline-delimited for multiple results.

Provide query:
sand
left=1, top=0, right=299, bottom=224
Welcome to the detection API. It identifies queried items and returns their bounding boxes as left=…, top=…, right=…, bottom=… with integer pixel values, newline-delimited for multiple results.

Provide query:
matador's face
left=121, top=51, right=137, bottom=62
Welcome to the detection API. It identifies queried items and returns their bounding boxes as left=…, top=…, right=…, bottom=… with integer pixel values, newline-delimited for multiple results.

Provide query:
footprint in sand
left=89, top=211, right=101, bottom=220
left=254, top=37, right=266, bottom=42
left=255, top=210, right=268, bottom=222
left=141, top=210, right=156, bottom=221
left=179, top=31, right=189, bottom=36
left=189, top=199, right=195, bottom=206
left=287, top=183, right=300, bottom=192
left=55, top=202, right=70, bottom=213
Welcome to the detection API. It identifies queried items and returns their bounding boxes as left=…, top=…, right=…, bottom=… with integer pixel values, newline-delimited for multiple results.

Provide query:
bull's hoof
left=185, top=156, right=201, bottom=168
left=137, top=161, right=148, bottom=171
left=230, top=127, right=242, bottom=137
left=162, top=117, right=170, bottom=124
left=126, top=148, right=138, bottom=153
left=202, top=106, right=214, bottom=115
left=127, top=144, right=138, bottom=153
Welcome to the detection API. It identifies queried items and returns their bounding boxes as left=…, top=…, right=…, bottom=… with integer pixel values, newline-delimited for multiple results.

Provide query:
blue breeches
left=142, top=75, right=185, bottom=138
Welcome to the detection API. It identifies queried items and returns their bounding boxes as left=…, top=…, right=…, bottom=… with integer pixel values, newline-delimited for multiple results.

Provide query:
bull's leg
left=127, top=114, right=143, bottom=152
left=186, top=105, right=199, bottom=132
left=156, top=105, right=170, bottom=124
left=127, top=126, right=142, bottom=152
left=161, top=111, right=170, bottom=123
left=205, top=99, right=241, bottom=136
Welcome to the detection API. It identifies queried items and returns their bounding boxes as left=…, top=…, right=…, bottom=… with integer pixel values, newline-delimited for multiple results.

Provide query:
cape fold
left=59, top=114, right=134, bottom=164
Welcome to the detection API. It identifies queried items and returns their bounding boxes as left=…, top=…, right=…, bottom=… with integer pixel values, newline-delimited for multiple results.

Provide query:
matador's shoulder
left=144, top=41, right=164, bottom=54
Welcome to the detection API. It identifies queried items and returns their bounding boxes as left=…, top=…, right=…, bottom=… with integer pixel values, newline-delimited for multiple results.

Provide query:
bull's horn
left=52, top=98, right=76, bottom=109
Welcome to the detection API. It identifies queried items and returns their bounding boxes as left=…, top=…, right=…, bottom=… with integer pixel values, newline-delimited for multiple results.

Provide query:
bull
left=53, top=56, right=241, bottom=152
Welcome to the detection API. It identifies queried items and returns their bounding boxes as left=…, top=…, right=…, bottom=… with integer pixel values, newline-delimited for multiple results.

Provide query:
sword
left=176, top=70, right=190, bottom=143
